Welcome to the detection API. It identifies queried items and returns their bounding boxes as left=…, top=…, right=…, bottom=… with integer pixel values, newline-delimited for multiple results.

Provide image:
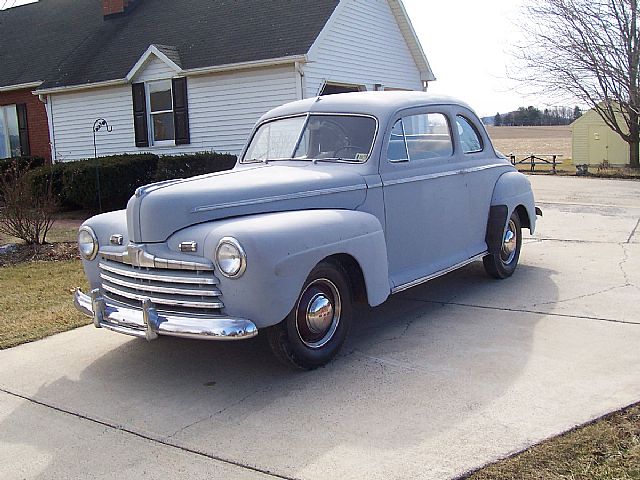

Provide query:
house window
left=0, top=105, right=21, bottom=159
left=132, top=78, right=189, bottom=148
left=147, top=80, right=175, bottom=144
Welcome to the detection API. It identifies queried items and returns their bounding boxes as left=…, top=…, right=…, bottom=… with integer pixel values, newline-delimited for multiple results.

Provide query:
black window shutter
left=172, top=77, right=190, bottom=145
left=16, top=104, right=30, bottom=156
left=131, top=83, right=149, bottom=147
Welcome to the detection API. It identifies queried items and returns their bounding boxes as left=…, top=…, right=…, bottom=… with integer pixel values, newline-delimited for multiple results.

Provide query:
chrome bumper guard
left=74, top=288, right=258, bottom=341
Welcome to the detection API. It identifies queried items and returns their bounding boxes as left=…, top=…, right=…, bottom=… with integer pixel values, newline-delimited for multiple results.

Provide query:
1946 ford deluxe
left=74, top=91, right=540, bottom=369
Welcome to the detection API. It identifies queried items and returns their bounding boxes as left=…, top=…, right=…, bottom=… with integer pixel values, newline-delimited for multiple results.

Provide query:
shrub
left=153, top=152, right=236, bottom=182
left=62, top=154, right=159, bottom=212
left=24, top=152, right=238, bottom=213
left=29, top=162, right=73, bottom=210
left=0, top=158, right=58, bottom=245
left=0, top=156, right=45, bottom=176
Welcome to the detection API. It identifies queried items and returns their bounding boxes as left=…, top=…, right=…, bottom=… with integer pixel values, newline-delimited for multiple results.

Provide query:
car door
left=452, top=110, right=512, bottom=257
left=380, top=107, right=474, bottom=289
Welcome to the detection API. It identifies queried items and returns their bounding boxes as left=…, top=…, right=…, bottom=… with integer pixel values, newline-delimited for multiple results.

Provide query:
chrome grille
left=98, top=257, right=223, bottom=313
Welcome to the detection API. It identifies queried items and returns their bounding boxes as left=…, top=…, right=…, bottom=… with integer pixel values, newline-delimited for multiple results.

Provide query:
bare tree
left=516, top=0, right=640, bottom=168
left=0, top=160, right=57, bottom=245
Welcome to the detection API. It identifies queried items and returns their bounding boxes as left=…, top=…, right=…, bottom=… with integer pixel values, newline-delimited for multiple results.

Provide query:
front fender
left=170, top=209, right=390, bottom=329
left=490, top=171, right=537, bottom=234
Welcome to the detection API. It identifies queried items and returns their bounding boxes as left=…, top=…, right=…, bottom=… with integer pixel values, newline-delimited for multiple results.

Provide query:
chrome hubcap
left=306, top=294, right=334, bottom=334
left=501, top=219, right=518, bottom=264
left=295, top=278, right=341, bottom=349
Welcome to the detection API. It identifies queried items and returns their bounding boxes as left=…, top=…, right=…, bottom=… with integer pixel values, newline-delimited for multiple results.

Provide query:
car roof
left=260, top=91, right=476, bottom=122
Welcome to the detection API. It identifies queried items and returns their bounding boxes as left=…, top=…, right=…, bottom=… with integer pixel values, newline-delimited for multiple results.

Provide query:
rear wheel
left=483, top=210, right=522, bottom=279
left=266, top=261, right=352, bottom=370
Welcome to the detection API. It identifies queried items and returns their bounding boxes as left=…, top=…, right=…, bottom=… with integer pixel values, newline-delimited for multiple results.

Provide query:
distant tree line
left=494, top=106, right=582, bottom=127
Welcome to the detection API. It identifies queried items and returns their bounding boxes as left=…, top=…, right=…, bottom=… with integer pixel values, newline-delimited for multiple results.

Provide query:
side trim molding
left=383, top=163, right=506, bottom=187
left=193, top=184, right=368, bottom=213
left=391, top=252, right=488, bottom=294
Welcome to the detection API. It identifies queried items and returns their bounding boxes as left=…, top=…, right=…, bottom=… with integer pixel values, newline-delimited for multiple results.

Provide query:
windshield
left=243, top=114, right=377, bottom=163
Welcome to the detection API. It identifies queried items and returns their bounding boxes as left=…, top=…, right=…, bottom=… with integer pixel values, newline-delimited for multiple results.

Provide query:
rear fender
left=489, top=171, right=537, bottom=235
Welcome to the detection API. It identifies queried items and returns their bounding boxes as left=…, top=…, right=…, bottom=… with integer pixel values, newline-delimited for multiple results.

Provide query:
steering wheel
left=332, top=145, right=367, bottom=159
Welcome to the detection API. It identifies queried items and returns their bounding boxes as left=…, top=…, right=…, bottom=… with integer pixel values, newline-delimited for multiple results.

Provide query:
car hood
left=127, top=163, right=368, bottom=243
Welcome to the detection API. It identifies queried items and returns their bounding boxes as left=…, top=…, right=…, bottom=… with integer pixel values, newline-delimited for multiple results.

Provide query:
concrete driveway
left=1, top=175, right=639, bottom=480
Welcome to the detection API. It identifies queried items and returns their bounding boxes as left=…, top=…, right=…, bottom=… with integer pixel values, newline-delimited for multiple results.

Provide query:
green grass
left=0, top=260, right=90, bottom=349
left=467, top=404, right=640, bottom=479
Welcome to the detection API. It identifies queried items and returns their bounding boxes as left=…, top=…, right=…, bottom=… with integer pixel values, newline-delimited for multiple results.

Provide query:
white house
left=32, top=0, right=434, bottom=161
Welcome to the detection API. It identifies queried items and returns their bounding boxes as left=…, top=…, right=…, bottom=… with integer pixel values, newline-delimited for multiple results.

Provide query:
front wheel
left=483, top=211, right=522, bottom=279
left=266, top=261, right=352, bottom=370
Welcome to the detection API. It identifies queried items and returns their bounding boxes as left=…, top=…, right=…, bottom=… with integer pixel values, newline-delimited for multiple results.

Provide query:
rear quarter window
left=456, top=116, right=484, bottom=154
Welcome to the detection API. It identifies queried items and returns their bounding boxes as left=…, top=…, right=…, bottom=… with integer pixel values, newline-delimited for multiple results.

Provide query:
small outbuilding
left=571, top=106, right=629, bottom=167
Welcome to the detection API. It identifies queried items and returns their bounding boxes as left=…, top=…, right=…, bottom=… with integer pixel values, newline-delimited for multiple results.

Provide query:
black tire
left=266, top=261, right=353, bottom=370
left=483, top=210, right=522, bottom=279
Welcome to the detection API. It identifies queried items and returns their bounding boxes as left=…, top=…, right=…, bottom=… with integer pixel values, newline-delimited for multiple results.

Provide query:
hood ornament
left=125, top=244, right=156, bottom=268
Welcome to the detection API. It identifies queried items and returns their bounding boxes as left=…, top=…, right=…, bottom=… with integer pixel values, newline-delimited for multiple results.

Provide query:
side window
left=131, top=78, right=190, bottom=148
left=148, top=80, right=175, bottom=144
left=387, top=119, right=409, bottom=162
left=0, top=104, right=22, bottom=159
left=456, top=116, right=483, bottom=153
left=403, top=113, right=453, bottom=160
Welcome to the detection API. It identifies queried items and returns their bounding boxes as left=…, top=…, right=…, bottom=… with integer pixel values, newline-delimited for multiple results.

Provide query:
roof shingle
left=0, top=0, right=339, bottom=89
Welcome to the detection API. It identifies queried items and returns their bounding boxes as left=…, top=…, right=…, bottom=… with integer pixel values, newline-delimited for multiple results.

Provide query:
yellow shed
left=571, top=106, right=630, bottom=167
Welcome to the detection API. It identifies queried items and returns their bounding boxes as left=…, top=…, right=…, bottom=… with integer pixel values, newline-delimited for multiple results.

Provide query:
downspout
left=39, top=94, right=57, bottom=162
left=295, top=61, right=306, bottom=100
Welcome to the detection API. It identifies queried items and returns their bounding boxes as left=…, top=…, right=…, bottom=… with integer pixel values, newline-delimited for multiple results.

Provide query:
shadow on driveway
left=1, top=262, right=559, bottom=479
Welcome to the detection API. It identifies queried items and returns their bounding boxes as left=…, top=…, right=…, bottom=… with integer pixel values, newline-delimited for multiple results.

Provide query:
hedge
left=154, top=153, right=237, bottom=182
left=28, top=152, right=236, bottom=212
left=0, top=156, right=45, bottom=176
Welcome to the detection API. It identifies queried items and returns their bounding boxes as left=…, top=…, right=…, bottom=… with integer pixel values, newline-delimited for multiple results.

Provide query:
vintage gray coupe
left=75, top=91, right=540, bottom=369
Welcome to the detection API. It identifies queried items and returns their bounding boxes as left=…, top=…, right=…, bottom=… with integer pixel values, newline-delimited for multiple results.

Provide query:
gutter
left=0, top=81, right=42, bottom=93
left=183, top=55, right=307, bottom=77
left=33, top=55, right=308, bottom=95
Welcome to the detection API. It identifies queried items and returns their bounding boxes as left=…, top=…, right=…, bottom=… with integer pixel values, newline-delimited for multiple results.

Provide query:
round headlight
left=215, top=237, right=247, bottom=278
left=78, top=226, right=99, bottom=261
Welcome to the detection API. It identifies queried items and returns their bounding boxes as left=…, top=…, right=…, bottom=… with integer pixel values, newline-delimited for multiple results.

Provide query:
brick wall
left=0, top=88, right=51, bottom=162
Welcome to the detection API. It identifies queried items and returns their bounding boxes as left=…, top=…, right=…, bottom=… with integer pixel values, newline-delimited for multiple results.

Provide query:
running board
left=391, top=252, right=488, bottom=294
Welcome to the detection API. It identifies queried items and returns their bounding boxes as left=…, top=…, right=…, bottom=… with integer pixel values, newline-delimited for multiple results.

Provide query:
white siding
left=132, top=55, right=178, bottom=83
left=303, top=0, right=423, bottom=97
left=50, top=85, right=136, bottom=161
left=49, top=64, right=299, bottom=161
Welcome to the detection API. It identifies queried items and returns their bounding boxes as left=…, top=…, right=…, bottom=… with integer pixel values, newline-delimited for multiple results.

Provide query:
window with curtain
left=0, top=105, right=21, bottom=159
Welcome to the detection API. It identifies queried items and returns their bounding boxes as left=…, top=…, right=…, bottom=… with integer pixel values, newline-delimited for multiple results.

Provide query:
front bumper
left=74, top=288, right=258, bottom=341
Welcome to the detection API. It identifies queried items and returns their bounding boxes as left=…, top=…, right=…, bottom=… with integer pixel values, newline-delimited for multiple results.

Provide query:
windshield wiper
left=243, top=158, right=269, bottom=164
left=312, top=157, right=348, bottom=163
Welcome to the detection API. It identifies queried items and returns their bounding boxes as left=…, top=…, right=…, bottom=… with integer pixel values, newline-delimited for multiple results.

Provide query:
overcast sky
left=403, top=0, right=543, bottom=117
left=3, top=0, right=547, bottom=116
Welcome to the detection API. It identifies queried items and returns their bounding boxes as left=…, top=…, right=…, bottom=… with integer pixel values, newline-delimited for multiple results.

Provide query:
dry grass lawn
left=467, top=404, right=640, bottom=480
left=0, top=260, right=90, bottom=349
left=0, top=211, right=86, bottom=245
left=485, top=126, right=573, bottom=174
left=486, top=125, right=573, bottom=158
